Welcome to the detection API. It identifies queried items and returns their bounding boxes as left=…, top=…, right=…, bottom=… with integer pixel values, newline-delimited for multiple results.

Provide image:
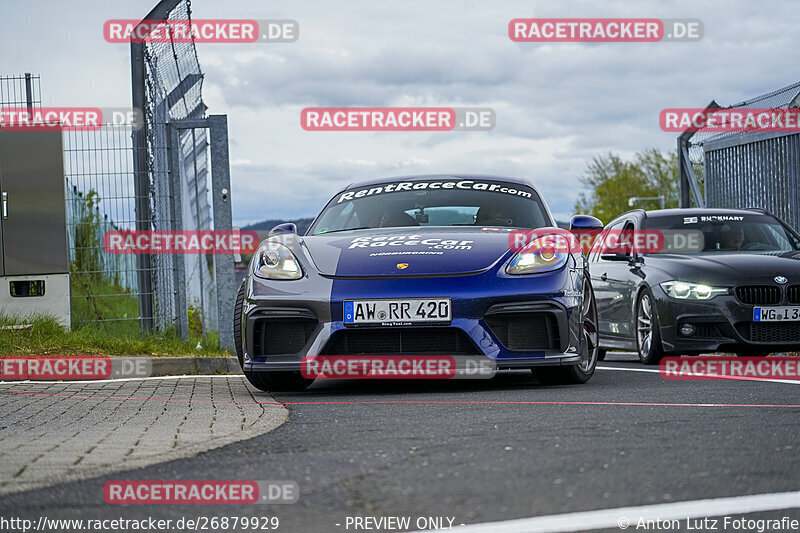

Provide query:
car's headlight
left=254, top=242, right=303, bottom=280
left=506, top=235, right=569, bottom=275
left=661, top=281, right=728, bottom=300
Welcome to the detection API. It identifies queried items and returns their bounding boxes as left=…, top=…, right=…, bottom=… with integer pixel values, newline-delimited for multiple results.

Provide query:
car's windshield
left=644, top=213, right=800, bottom=253
left=309, top=179, right=551, bottom=234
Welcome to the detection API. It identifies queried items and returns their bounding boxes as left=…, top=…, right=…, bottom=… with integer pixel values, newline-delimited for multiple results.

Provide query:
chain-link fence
left=138, top=0, right=217, bottom=337
left=679, top=81, right=800, bottom=231
left=1, top=0, right=234, bottom=350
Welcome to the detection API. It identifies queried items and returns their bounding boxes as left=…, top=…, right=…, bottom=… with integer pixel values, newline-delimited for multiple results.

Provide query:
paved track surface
left=0, top=376, right=286, bottom=495
left=0, top=353, right=798, bottom=532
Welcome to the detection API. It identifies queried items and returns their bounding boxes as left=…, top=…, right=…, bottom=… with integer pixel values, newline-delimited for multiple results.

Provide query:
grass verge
left=0, top=314, right=231, bottom=357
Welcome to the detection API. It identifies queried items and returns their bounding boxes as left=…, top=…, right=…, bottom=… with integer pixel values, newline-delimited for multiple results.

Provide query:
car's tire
left=234, top=280, right=246, bottom=367
left=531, top=275, right=599, bottom=385
left=597, top=348, right=607, bottom=361
left=635, top=288, right=665, bottom=365
left=244, top=371, right=314, bottom=392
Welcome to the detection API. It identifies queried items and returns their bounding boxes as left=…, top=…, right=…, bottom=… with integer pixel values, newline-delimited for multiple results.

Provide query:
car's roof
left=342, top=174, right=536, bottom=191
left=643, top=208, right=769, bottom=218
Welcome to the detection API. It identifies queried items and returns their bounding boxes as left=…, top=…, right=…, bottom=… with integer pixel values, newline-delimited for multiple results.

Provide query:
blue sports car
left=234, top=175, right=603, bottom=390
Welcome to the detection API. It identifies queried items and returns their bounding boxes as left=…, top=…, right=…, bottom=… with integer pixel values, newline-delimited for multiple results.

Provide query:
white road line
left=597, top=365, right=662, bottom=374
left=0, top=374, right=243, bottom=385
left=597, top=364, right=800, bottom=385
left=435, top=490, right=800, bottom=533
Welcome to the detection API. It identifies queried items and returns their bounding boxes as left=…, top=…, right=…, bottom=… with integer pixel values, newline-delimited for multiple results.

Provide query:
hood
left=646, top=251, right=800, bottom=286
left=299, top=227, right=553, bottom=277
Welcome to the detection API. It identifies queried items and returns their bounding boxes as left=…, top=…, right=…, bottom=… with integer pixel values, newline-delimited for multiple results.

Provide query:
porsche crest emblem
left=396, top=263, right=409, bottom=270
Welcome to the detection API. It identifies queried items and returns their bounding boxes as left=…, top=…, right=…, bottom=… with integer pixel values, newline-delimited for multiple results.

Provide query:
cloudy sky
left=2, top=0, right=798, bottom=225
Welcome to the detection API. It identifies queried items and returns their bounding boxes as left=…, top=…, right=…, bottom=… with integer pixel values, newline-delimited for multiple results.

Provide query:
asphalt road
left=1, top=353, right=799, bottom=533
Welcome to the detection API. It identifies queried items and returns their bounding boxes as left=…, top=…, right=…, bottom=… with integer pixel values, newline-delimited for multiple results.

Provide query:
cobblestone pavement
left=0, top=376, right=287, bottom=495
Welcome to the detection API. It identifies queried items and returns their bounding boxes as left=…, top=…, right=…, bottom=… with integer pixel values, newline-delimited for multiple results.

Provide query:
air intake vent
left=322, top=327, right=479, bottom=355
left=747, top=322, right=800, bottom=344
left=252, top=318, right=317, bottom=356
left=691, top=323, right=722, bottom=339
left=735, top=286, right=781, bottom=305
left=485, top=313, right=560, bottom=351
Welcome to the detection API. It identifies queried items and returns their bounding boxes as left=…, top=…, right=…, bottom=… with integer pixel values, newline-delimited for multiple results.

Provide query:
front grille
left=252, top=318, right=317, bottom=356
left=747, top=322, right=800, bottom=344
left=485, top=313, right=560, bottom=351
left=788, top=285, right=800, bottom=305
left=735, top=286, right=782, bottom=305
left=322, top=327, right=480, bottom=355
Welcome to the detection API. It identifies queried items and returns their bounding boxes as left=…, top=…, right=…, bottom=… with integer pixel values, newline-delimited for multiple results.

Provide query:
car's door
left=592, top=218, right=643, bottom=341
left=590, top=219, right=625, bottom=338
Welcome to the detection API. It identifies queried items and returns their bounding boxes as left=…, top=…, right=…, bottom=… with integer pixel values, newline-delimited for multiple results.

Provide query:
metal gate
left=678, top=81, right=800, bottom=232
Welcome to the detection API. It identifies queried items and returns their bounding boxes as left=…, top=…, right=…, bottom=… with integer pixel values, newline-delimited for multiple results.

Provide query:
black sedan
left=589, top=208, right=800, bottom=363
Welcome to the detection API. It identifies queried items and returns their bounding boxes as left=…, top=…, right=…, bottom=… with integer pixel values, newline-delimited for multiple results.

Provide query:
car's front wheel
left=531, top=276, right=599, bottom=385
left=234, top=280, right=313, bottom=392
left=635, top=288, right=665, bottom=365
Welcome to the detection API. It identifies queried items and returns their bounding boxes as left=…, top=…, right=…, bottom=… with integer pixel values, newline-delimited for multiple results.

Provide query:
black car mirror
left=600, top=252, right=632, bottom=262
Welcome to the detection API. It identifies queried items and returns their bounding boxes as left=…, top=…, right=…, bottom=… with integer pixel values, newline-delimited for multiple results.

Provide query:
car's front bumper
left=241, top=265, right=587, bottom=372
left=654, top=285, right=800, bottom=354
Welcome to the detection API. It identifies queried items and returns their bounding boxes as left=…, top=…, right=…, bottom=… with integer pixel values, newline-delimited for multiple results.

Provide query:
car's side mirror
left=600, top=252, right=632, bottom=262
left=570, top=214, right=604, bottom=231
left=268, top=222, right=297, bottom=237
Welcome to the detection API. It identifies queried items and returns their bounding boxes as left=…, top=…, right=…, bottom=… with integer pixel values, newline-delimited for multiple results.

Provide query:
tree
left=574, top=149, right=679, bottom=223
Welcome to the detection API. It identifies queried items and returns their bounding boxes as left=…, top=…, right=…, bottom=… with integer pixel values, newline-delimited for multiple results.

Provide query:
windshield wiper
left=316, top=226, right=372, bottom=235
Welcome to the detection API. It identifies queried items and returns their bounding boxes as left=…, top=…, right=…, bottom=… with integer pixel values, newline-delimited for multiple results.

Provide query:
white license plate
left=753, top=306, right=800, bottom=322
left=344, top=298, right=451, bottom=325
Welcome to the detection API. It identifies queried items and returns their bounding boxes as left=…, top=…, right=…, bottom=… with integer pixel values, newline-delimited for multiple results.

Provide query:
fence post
left=168, top=124, right=189, bottom=340
left=209, top=115, right=235, bottom=352
left=130, top=40, right=155, bottom=333
left=24, top=73, right=32, bottom=111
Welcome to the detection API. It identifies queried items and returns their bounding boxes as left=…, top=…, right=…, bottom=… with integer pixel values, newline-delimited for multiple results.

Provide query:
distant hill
left=241, top=217, right=314, bottom=235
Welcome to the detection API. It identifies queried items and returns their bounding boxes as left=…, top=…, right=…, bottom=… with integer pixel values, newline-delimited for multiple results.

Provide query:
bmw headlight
left=506, top=235, right=569, bottom=275
left=661, top=281, right=728, bottom=300
left=254, top=242, right=303, bottom=280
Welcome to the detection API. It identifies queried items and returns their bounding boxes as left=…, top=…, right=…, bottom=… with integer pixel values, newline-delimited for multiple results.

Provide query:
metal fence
left=131, top=0, right=234, bottom=348
left=0, top=0, right=235, bottom=351
left=0, top=74, right=41, bottom=111
left=63, top=124, right=144, bottom=330
left=678, top=81, right=800, bottom=232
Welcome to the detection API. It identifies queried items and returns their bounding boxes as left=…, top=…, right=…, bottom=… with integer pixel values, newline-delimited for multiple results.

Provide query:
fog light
left=680, top=324, right=695, bottom=336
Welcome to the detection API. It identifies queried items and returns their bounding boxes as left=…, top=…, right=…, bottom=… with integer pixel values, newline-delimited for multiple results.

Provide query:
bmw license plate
left=344, top=298, right=451, bottom=325
left=753, top=306, right=800, bottom=322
